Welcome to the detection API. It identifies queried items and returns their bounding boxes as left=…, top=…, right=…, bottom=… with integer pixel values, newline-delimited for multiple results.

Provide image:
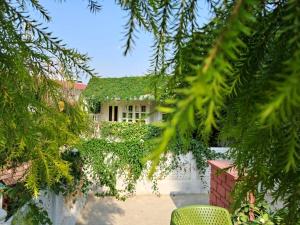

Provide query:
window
left=122, top=104, right=148, bottom=123
left=122, top=105, right=133, bottom=122
left=135, top=113, right=140, bottom=119
left=140, top=105, right=147, bottom=121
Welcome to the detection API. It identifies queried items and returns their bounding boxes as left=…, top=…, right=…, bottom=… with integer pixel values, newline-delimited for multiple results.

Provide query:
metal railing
left=89, top=114, right=101, bottom=123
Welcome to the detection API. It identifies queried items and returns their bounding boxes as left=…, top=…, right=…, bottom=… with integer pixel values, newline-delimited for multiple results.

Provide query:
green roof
left=83, top=76, right=156, bottom=101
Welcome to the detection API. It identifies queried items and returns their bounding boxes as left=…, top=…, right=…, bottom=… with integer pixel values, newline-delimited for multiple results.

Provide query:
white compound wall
left=119, top=147, right=229, bottom=195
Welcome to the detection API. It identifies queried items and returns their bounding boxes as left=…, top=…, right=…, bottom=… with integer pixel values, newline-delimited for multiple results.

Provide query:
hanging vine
left=77, top=122, right=223, bottom=199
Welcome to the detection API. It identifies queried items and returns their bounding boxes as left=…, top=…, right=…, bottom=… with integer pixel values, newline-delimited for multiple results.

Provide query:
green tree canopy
left=0, top=0, right=95, bottom=196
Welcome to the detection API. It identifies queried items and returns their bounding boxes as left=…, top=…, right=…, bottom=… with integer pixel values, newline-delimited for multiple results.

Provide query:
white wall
left=117, top=148, right=229, bottom=195
left=133, top=152, right=210, bottom=195
left=39, top=191, right=87, bottom=225
left=1, top=192, right=87, bottom=225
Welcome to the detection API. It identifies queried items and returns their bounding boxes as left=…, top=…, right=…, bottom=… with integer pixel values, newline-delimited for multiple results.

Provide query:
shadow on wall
left=76, top=195, right=124, bottom=225
left=170, top=192, right=209, bottom=208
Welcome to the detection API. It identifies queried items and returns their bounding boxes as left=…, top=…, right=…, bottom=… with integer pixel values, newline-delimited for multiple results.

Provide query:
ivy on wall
left=83, top=76, right=170, bottom=106
left=77, top=122, right=223, bottom=198
left=83, top=77, right=153, bottom=101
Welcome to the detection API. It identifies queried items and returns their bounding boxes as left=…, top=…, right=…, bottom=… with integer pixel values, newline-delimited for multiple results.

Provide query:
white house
left=83, top=76, right=166, bottom=124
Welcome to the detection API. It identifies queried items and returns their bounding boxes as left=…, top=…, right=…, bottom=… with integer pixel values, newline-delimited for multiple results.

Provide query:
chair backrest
left=170, top=205, right=232, bottom=225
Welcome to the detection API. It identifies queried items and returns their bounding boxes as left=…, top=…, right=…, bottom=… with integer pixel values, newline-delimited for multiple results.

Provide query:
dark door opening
left=114, top=106, right=118, bottom=121
left=109, top=106, right=113, bottom=121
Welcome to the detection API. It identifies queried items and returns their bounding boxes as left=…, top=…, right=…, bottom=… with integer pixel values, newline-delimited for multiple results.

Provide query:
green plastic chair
left=170, top=205, right=232, bottom=225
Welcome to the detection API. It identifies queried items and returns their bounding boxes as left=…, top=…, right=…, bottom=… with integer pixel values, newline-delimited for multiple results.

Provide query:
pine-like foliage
left=0, top=1, right=93, bottom=196
left=116, top=0, right=300, bottom=223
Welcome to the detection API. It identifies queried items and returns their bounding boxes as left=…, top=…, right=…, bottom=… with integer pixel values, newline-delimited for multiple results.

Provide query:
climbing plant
left=83, top=76, right=170, bottom=104
left=77, top=122, right=221, bottom=198
left=83, top=77, right=152, bottom=101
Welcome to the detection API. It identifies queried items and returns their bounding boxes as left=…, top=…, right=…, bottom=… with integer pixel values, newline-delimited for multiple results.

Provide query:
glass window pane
left=128, top=105, right=133, bottom=112
left=135, top=113, right=139, bottom=119
left=128, top=113, right=133, bottom=118
left=141, top=105, right=146, bottom=112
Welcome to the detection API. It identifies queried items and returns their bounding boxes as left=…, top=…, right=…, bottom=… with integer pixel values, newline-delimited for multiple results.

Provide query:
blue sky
left=39, top=0, right=211, bottom=83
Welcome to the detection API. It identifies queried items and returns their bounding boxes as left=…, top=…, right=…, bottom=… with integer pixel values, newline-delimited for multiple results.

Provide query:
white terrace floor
left=76, top=194, right=208, bottom=225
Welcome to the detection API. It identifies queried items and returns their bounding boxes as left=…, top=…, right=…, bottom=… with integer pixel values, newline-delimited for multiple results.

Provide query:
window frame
left=122, top=104, right=148, bottom=123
